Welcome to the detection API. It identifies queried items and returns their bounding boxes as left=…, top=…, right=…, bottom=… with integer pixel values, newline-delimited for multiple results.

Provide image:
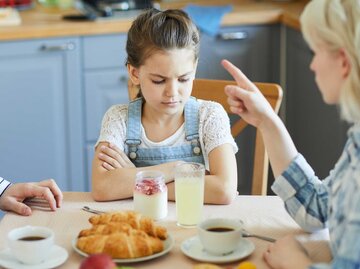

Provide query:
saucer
left=181, top=236, right=255, bottom=264
left=0, top=245, right=68, bottom=269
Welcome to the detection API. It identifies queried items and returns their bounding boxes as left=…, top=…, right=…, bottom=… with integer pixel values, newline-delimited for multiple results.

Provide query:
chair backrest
left=128, top=79, right=283, bottom=195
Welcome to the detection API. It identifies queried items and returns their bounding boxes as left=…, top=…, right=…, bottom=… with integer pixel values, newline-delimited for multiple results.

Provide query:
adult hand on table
left=263, top=235, right=312, bottom=269
left=0, top=179, right=63, bottom=216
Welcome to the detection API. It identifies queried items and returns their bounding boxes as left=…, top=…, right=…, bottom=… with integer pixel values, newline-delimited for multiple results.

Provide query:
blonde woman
left=223, top=0, right=360, bottom=268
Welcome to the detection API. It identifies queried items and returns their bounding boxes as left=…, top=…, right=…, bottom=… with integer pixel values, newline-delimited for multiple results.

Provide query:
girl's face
left=129, top=48, right=197, bottom=118
left=309, top=44, right=349, bottom=104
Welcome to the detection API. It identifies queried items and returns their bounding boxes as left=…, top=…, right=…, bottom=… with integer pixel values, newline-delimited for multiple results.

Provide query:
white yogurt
left=133, top=171, right=168, bottom=220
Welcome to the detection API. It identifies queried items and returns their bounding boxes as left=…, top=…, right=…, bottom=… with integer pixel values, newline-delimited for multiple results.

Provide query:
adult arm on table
left=263, top=192, right=360, bottom=269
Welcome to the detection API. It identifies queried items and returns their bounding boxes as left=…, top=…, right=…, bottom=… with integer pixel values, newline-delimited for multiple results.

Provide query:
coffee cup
left=7, top=226, right=54, bottom=264
left=197, top=218, right=243, bottom=255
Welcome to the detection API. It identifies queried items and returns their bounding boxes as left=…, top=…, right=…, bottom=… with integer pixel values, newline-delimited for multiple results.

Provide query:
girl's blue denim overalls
left=125, top=97, right=205, bottom=167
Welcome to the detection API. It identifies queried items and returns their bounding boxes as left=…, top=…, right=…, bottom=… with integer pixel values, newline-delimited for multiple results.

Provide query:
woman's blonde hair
left=300, top=0, right=360, bottom=123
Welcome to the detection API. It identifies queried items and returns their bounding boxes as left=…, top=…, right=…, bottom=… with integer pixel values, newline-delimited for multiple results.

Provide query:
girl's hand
left=98, top=143, right=135, bottom=170
left=263, top=235, right=312, bottom=269
left=221, top=59, right=277, bottom=129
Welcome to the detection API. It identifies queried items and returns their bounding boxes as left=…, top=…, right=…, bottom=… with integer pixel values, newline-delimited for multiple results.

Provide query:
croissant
left=89, top=211, right=167, bottom=240
left=76, top=230, right=164, bottom=259
left=78, top=222, right=133, bottom=238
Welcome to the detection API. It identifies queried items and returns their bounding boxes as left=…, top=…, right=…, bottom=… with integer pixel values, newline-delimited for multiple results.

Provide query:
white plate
left=0, top=245, right=68, bottom=269
left=181, top=236, right=255, bottom=264
left=72, top=234, right=174, bottom=263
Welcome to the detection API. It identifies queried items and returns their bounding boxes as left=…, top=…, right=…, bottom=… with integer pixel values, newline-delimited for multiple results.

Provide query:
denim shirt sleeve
left=309, top=190, right=360, bottom=269
left=322, top=169, right=360, bottom=269
left=272, top=155, right=360, bottom=269
left=272, top=154, right=328, bottom=232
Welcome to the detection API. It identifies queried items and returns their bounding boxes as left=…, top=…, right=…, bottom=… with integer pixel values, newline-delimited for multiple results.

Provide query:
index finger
left=24, top=184, right=58, bottom=211
left=221, top=59, right=253, bottom=89
left=37, top=179, right=63, bottom=208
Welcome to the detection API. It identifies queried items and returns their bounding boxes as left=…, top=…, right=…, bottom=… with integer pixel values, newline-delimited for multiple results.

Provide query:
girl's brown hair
left=126, top=8, right=200, bottom=68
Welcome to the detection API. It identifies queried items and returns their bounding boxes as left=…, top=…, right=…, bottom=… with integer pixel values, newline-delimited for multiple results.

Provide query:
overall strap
left=184, top=97, right=202, bottom=156
left=125, top=98, right=142, bottom=160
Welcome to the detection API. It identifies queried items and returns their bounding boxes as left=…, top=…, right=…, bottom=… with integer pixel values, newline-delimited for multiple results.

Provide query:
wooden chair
left=128, top=79, right=283, bottom=195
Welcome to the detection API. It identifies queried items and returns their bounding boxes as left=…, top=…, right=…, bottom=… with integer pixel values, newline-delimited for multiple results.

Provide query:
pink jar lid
left=134, top=171, right=167, bottom=195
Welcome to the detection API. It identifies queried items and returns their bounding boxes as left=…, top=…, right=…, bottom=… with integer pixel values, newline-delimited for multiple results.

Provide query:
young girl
left=92, top=9, right=238, bottom=204
left=223, top=0, right=360, bottom=268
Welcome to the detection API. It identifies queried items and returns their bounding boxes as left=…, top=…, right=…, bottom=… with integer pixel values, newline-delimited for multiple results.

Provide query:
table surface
left=0, top=193, right=331, bottom=269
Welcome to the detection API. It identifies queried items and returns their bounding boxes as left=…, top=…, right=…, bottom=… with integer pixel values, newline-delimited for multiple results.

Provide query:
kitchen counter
left=0, top=0, right=308, bottom=41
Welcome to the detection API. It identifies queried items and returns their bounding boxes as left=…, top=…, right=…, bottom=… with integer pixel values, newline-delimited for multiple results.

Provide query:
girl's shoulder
left=104, top=104, right=129, bottom=120
left=197, top=99, right=226, bottom=115
left=197, top=99, right=225, bottom=112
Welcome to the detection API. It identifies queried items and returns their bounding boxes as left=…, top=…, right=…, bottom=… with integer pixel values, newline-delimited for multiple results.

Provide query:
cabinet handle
left=39, top=42, right=75, bottom=52
left=218, top=31, right=248, bottom=40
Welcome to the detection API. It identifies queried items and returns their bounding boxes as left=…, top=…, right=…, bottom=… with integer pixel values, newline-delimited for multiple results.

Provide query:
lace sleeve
left=95, top=104, right=128, bottom=151
left=199, top=100, right=238, bottom=157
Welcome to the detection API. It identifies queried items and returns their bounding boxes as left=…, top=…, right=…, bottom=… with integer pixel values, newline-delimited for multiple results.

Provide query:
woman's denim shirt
left=272, top=123, right=360, bottom=269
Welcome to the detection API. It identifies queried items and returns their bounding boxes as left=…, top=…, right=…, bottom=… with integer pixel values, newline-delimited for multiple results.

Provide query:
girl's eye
left=179, top=78, right=190, bottom=83
left=152, top=80, right=165, bottom=84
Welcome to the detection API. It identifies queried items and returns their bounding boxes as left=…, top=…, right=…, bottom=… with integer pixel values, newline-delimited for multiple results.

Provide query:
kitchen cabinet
left=82, top=34, right=130, bottom=190
left=197, top=25, right=281, bottom=194
left=0, top=38, right=85, bottom=191
left=285, top=27, right=348, bottom=179
left=197, top=25, right=280, bottom=83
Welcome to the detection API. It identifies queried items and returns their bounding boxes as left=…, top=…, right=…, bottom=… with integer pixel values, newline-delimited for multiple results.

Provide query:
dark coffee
left=206, top=227, right=234, bottom=232
left=18, top=236, right=46, bottom=241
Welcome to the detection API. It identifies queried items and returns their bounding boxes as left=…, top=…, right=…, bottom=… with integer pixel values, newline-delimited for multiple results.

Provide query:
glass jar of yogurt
left=133, top=171, right=168, bottom=220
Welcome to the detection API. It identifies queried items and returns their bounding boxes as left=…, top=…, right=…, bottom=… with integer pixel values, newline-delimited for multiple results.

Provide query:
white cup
left=198, top=218, right=243, bottom=255
left=7, top=226, right=54, bottom=264
left=175, top=162, right=205, bottom=227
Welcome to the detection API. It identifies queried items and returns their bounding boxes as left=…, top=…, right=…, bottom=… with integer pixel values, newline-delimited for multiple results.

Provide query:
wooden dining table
left=0, top=193, right=332, bottom=269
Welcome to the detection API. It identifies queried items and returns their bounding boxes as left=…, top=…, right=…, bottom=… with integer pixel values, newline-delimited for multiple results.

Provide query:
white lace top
left=96, top=100, right=238, bottom=169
